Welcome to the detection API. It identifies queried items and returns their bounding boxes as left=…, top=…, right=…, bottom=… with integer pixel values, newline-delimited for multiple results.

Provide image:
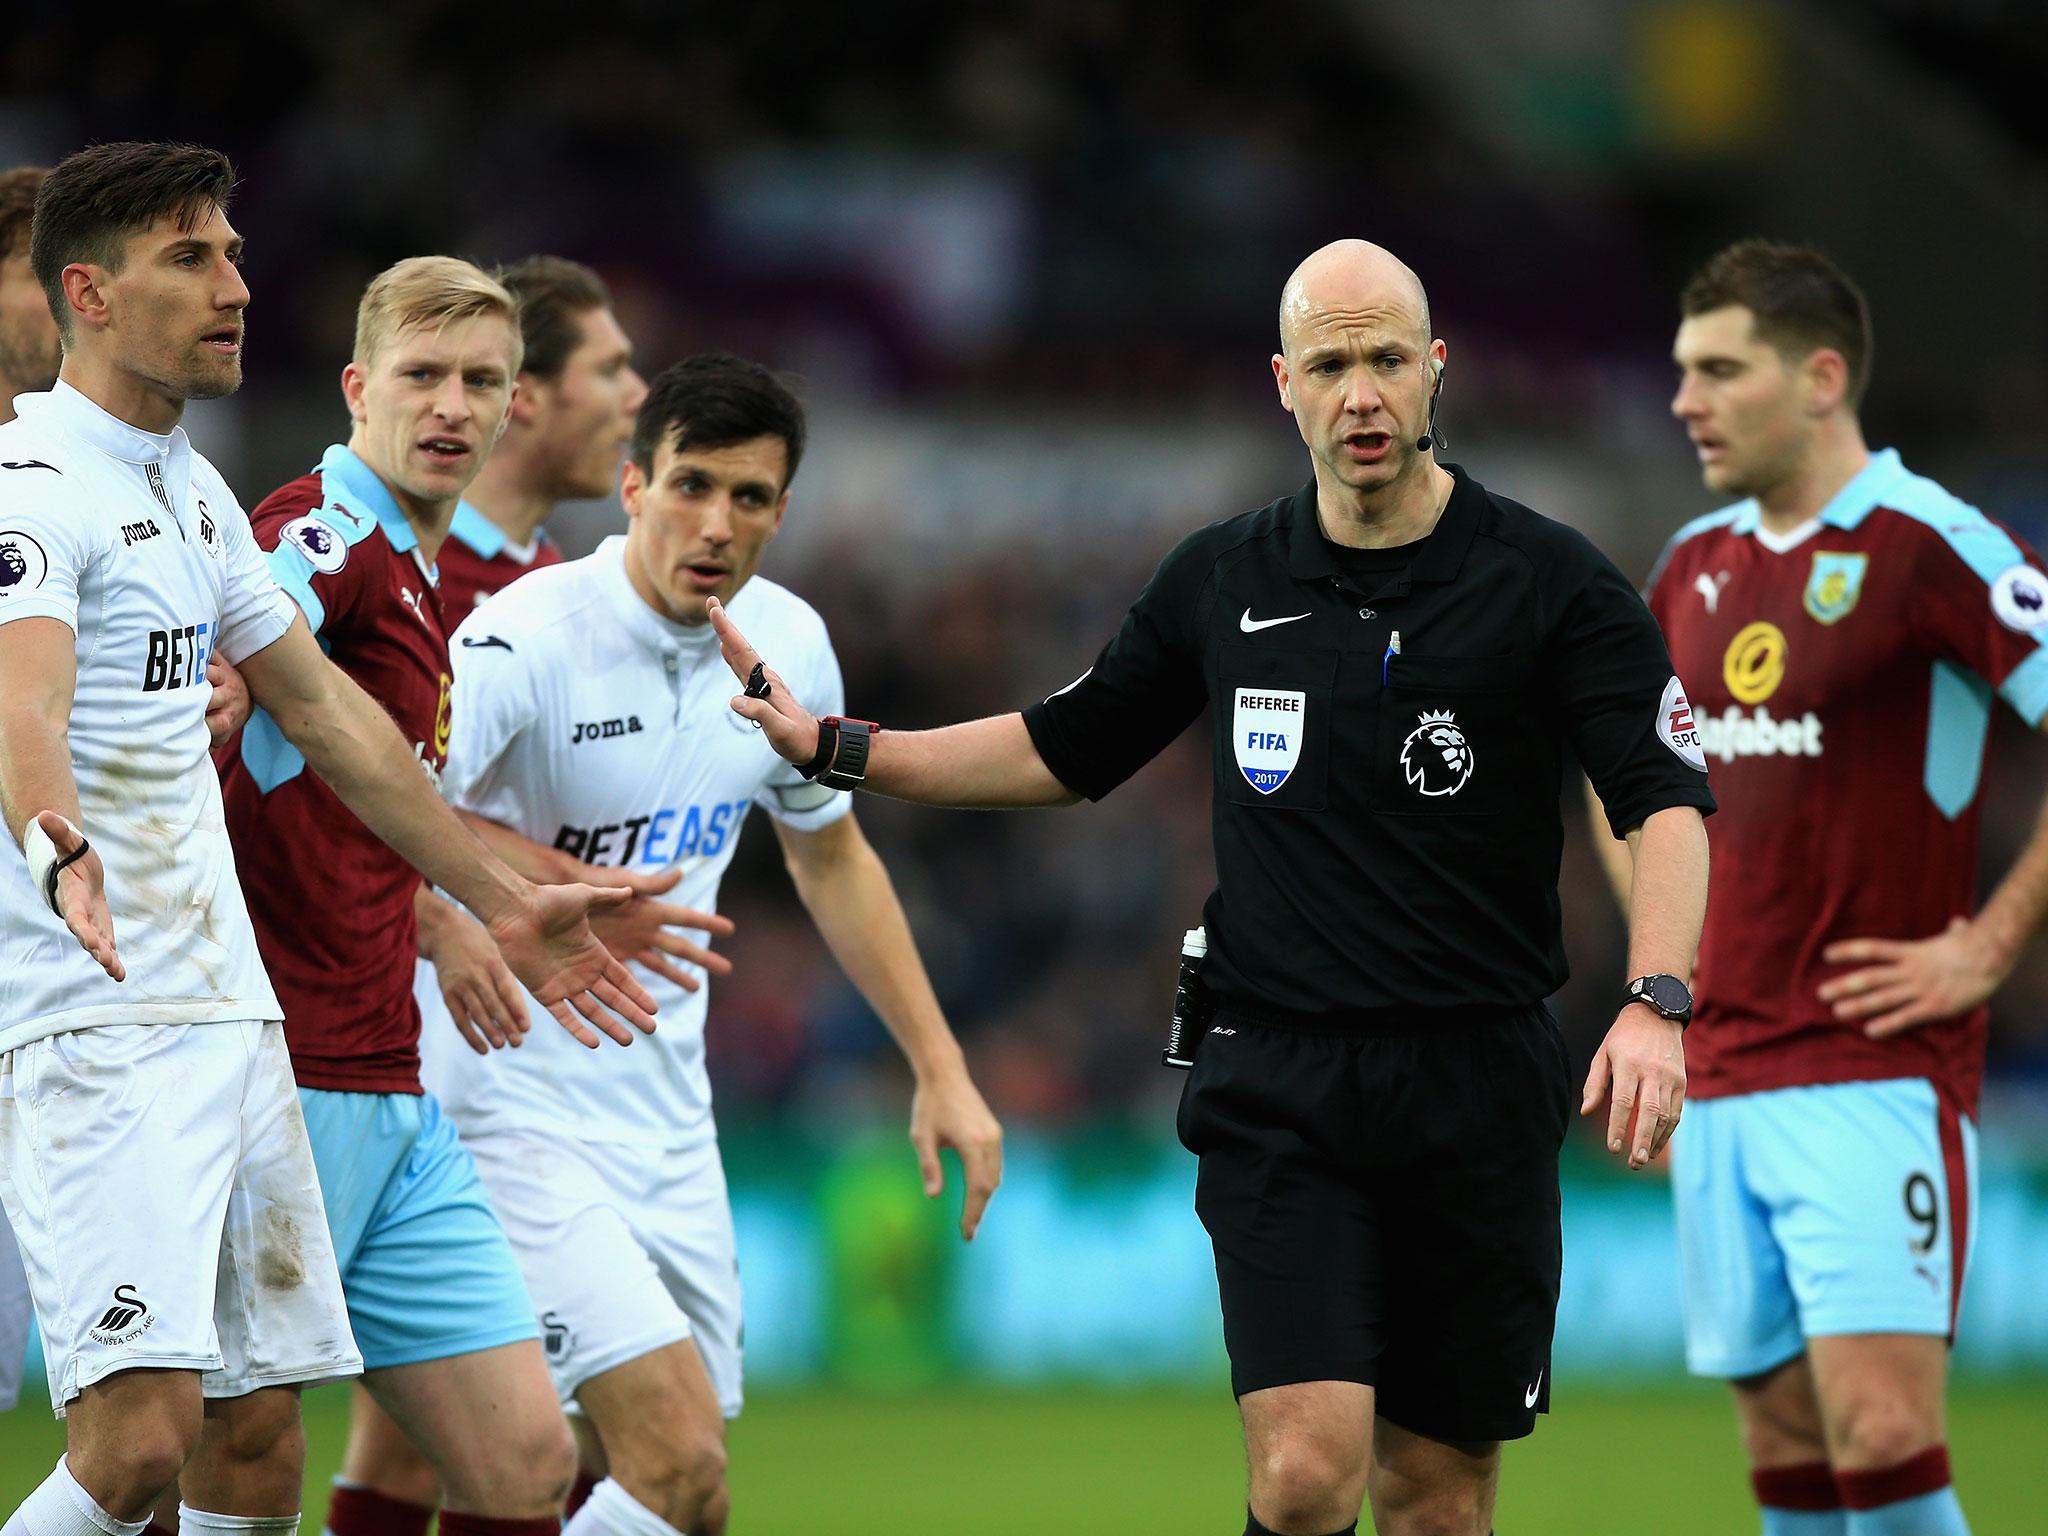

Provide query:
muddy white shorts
left=463, top=1129, right=743, bottom=1417
left=0, top=1020, right=361, bottom=1412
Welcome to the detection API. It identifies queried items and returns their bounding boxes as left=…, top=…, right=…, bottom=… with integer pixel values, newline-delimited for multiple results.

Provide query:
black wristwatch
left=797, top=716, right=877, bottom=791
left=1623, top=973, right=1693, bottom=1026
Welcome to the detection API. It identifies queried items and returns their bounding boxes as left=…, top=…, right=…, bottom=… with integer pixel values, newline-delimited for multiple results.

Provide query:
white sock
left=2, top=1457, right=150, bottom=1536
left=562, top=1478, right=687, bottom=1536
left=177, top=1506, right=300, bottom=1535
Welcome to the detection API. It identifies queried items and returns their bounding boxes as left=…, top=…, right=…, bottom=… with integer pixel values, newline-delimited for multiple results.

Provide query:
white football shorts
left=463, top=1129, right=742, bottom=1417
left=0, top=1205, right=29, bottom=1411
left=0, top=1020, right=361, bottom=1412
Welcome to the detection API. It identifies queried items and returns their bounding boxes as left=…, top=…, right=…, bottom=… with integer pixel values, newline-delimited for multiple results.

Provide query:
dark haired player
left=0, top=143, right=650, bottom=1536
left=402, top=355, right=1001, bottom=1536
left=0, top=161, right=58, bottom=1426
left=1598, top=240, right=2048, bottom=1536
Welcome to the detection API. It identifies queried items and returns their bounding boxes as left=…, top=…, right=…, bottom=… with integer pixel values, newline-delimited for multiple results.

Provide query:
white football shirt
left=0, top=384, right=294, bottom=1050
left=417, top=535, right=849, bottom=1149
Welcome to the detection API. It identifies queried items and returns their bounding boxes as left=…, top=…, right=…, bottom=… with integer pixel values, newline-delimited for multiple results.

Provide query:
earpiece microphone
left=1416, top=361, right=1446, bottom=453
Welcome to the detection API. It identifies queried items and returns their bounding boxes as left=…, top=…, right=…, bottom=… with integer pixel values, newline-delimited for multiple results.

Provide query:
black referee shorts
left=1175, top=1002, right=1569, bottom=1443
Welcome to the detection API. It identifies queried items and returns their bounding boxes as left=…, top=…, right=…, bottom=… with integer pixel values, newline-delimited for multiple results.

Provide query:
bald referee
left=707, top=239, right=1713, bottom=1536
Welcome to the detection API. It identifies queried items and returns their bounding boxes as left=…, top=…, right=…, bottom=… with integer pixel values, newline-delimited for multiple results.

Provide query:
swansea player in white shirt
left=413, top=355, right=1004, bottom=1536
left=0, top=142, right=655, bottom=1536
left=0, top=162, right=60, bottom=1424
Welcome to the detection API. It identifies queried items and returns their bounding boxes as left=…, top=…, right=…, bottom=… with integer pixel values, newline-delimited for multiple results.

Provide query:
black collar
left=1285, top=464, right=1485, bottom=595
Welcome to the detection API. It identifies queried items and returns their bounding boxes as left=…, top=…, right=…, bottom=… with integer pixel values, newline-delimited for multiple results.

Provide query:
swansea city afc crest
left=1399, top=709, right=1474, bottom=797
left=1804, top=551, right=1867, bottom=626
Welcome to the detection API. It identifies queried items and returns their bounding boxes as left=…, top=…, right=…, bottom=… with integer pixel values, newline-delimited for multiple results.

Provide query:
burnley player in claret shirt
left=1596, top=241, right=2048, bottom=1536
left=214, top=257, right=669, bottom=1536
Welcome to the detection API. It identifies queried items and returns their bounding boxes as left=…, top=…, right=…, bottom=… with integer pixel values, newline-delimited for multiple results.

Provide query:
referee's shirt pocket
left=1375, top=653, right=1530, bottom=817
left=1218, top=643, right=1338, bottom=812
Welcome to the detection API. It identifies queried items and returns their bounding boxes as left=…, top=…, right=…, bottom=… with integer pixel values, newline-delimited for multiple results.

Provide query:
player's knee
left=450, top=1411, right=576, bottom=1509
left=1830, top=1394, right=1938, bottom=1471
left=618, top=1427, right=728, bottom=1527
left=1252, top=1436, right=1360, bottom=1530
left=206, top=1389, right=304, bottom=1470
left=84, top=1412, right=198, bottom=1511
left=522, top=1415, right=580, bottom=1506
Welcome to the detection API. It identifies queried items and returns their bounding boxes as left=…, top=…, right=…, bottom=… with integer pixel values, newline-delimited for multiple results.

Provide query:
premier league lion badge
left=1400, top=709, right=1474, bottom=797
left=0, top=530, right=48, bottom=597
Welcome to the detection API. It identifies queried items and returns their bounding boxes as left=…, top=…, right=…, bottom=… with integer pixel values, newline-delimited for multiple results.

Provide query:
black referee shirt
left=1022, top=466, right=1716, bottom=1022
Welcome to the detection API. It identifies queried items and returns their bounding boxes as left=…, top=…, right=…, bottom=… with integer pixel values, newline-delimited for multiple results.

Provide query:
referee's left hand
left=1582, top=1005, right=1685, bottom=1169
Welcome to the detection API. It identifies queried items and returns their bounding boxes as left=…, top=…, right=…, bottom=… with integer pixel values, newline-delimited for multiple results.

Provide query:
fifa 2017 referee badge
left=1233, top=687, right=1304, bottom=794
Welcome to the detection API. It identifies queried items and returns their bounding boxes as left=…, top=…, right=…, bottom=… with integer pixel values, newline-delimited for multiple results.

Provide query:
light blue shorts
left=1672, top=1078, right=1978, bottom=1379
left=300, top=1087, right=539, bottom=1371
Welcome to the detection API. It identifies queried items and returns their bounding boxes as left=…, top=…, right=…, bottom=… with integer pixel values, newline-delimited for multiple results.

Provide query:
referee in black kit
left=707, top=239, right=1713, bottom=1536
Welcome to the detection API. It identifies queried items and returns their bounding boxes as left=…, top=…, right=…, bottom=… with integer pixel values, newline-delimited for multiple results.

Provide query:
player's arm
left=774, top=812, right=1003, bottom=1238
left=0, top=617, right=122, bottom=980
left=234, top=612, right=655, bottom=1045
left=707, top=597, right=1075, bottom=807
left=450, top=809, right=734, bottom=992
left=414, top=884, right=533, bottom=1054
left=1820, top=773, right=2048, bottom=1037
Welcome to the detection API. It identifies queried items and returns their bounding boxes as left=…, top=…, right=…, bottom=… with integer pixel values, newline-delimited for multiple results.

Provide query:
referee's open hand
left=706, top=596, right=820, bottom=767
left=1581, top=1005, right=1685, bottom=1169
left=38, top=809, right=124, bottom=983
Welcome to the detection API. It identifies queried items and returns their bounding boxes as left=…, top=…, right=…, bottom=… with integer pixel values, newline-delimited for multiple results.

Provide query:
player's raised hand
left=1819, top=916, right=2006, bottom=1038
left=418, top=892, right=533, bottom=1054
left=204, top=655, right=252, bottom=749
left=579, top=865, right=737, bottom=992
left=487, top=882, right=659, bottom=1048
left=910, top=1067, right=1004, bottom=1240
left=1581, top=1005, right=1685, bottom=1170
left=705, top=596, right=820, bottom=766
left=33, top=810, right=123, bottom=982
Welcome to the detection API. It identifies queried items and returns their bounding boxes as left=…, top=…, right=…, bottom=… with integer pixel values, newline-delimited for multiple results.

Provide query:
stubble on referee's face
left=1271, top=239, right=1445, bottom=506
left=103, top=206, right=250, bottom=405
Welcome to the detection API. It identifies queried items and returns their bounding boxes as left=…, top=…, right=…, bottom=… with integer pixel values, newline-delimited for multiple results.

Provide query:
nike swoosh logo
left=1, top=460, right=58, bottom=473
left=1525, top=1371, right=1543, bottom=1407
left=1239, top=608, right=1311, bottom=633
left=460, top=634, right=514, bottom=651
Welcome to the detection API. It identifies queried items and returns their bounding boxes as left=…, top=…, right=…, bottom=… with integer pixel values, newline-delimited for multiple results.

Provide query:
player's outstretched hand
left=579, top=865, right=737, bottom=992
left=705, top=596, right=821, bottom=767
left=36, top=810, right=123, bottom=983
left=205, top=655, right=252, bottom=749
left=910, top=1066, right=1004, bottom=1240
left=1581, top=1005, right=1685, bottom=1170
left=488, top=883, right=659, bottom=1048
left=1818, top=916, right=2005, bottom=1038
left=419, top=893, right=533, bottom=1055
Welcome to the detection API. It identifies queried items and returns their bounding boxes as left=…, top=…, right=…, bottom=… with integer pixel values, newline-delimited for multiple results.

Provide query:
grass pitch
left=3, top=1379, right=2044, bottom=1532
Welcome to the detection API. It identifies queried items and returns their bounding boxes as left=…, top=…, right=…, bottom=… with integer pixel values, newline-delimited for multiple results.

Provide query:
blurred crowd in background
left=7, top=0, right=2048, bottom=1139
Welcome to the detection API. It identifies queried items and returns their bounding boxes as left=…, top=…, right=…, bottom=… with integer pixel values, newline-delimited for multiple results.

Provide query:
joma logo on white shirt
left=571, top=715, right=644, bottom=744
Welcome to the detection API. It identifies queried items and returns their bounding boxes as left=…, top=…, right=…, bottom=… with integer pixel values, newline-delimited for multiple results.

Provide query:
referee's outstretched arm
left=707, top=597, right=1081, bottom=809
left=1581, top=804, right=1709, bottom=1168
